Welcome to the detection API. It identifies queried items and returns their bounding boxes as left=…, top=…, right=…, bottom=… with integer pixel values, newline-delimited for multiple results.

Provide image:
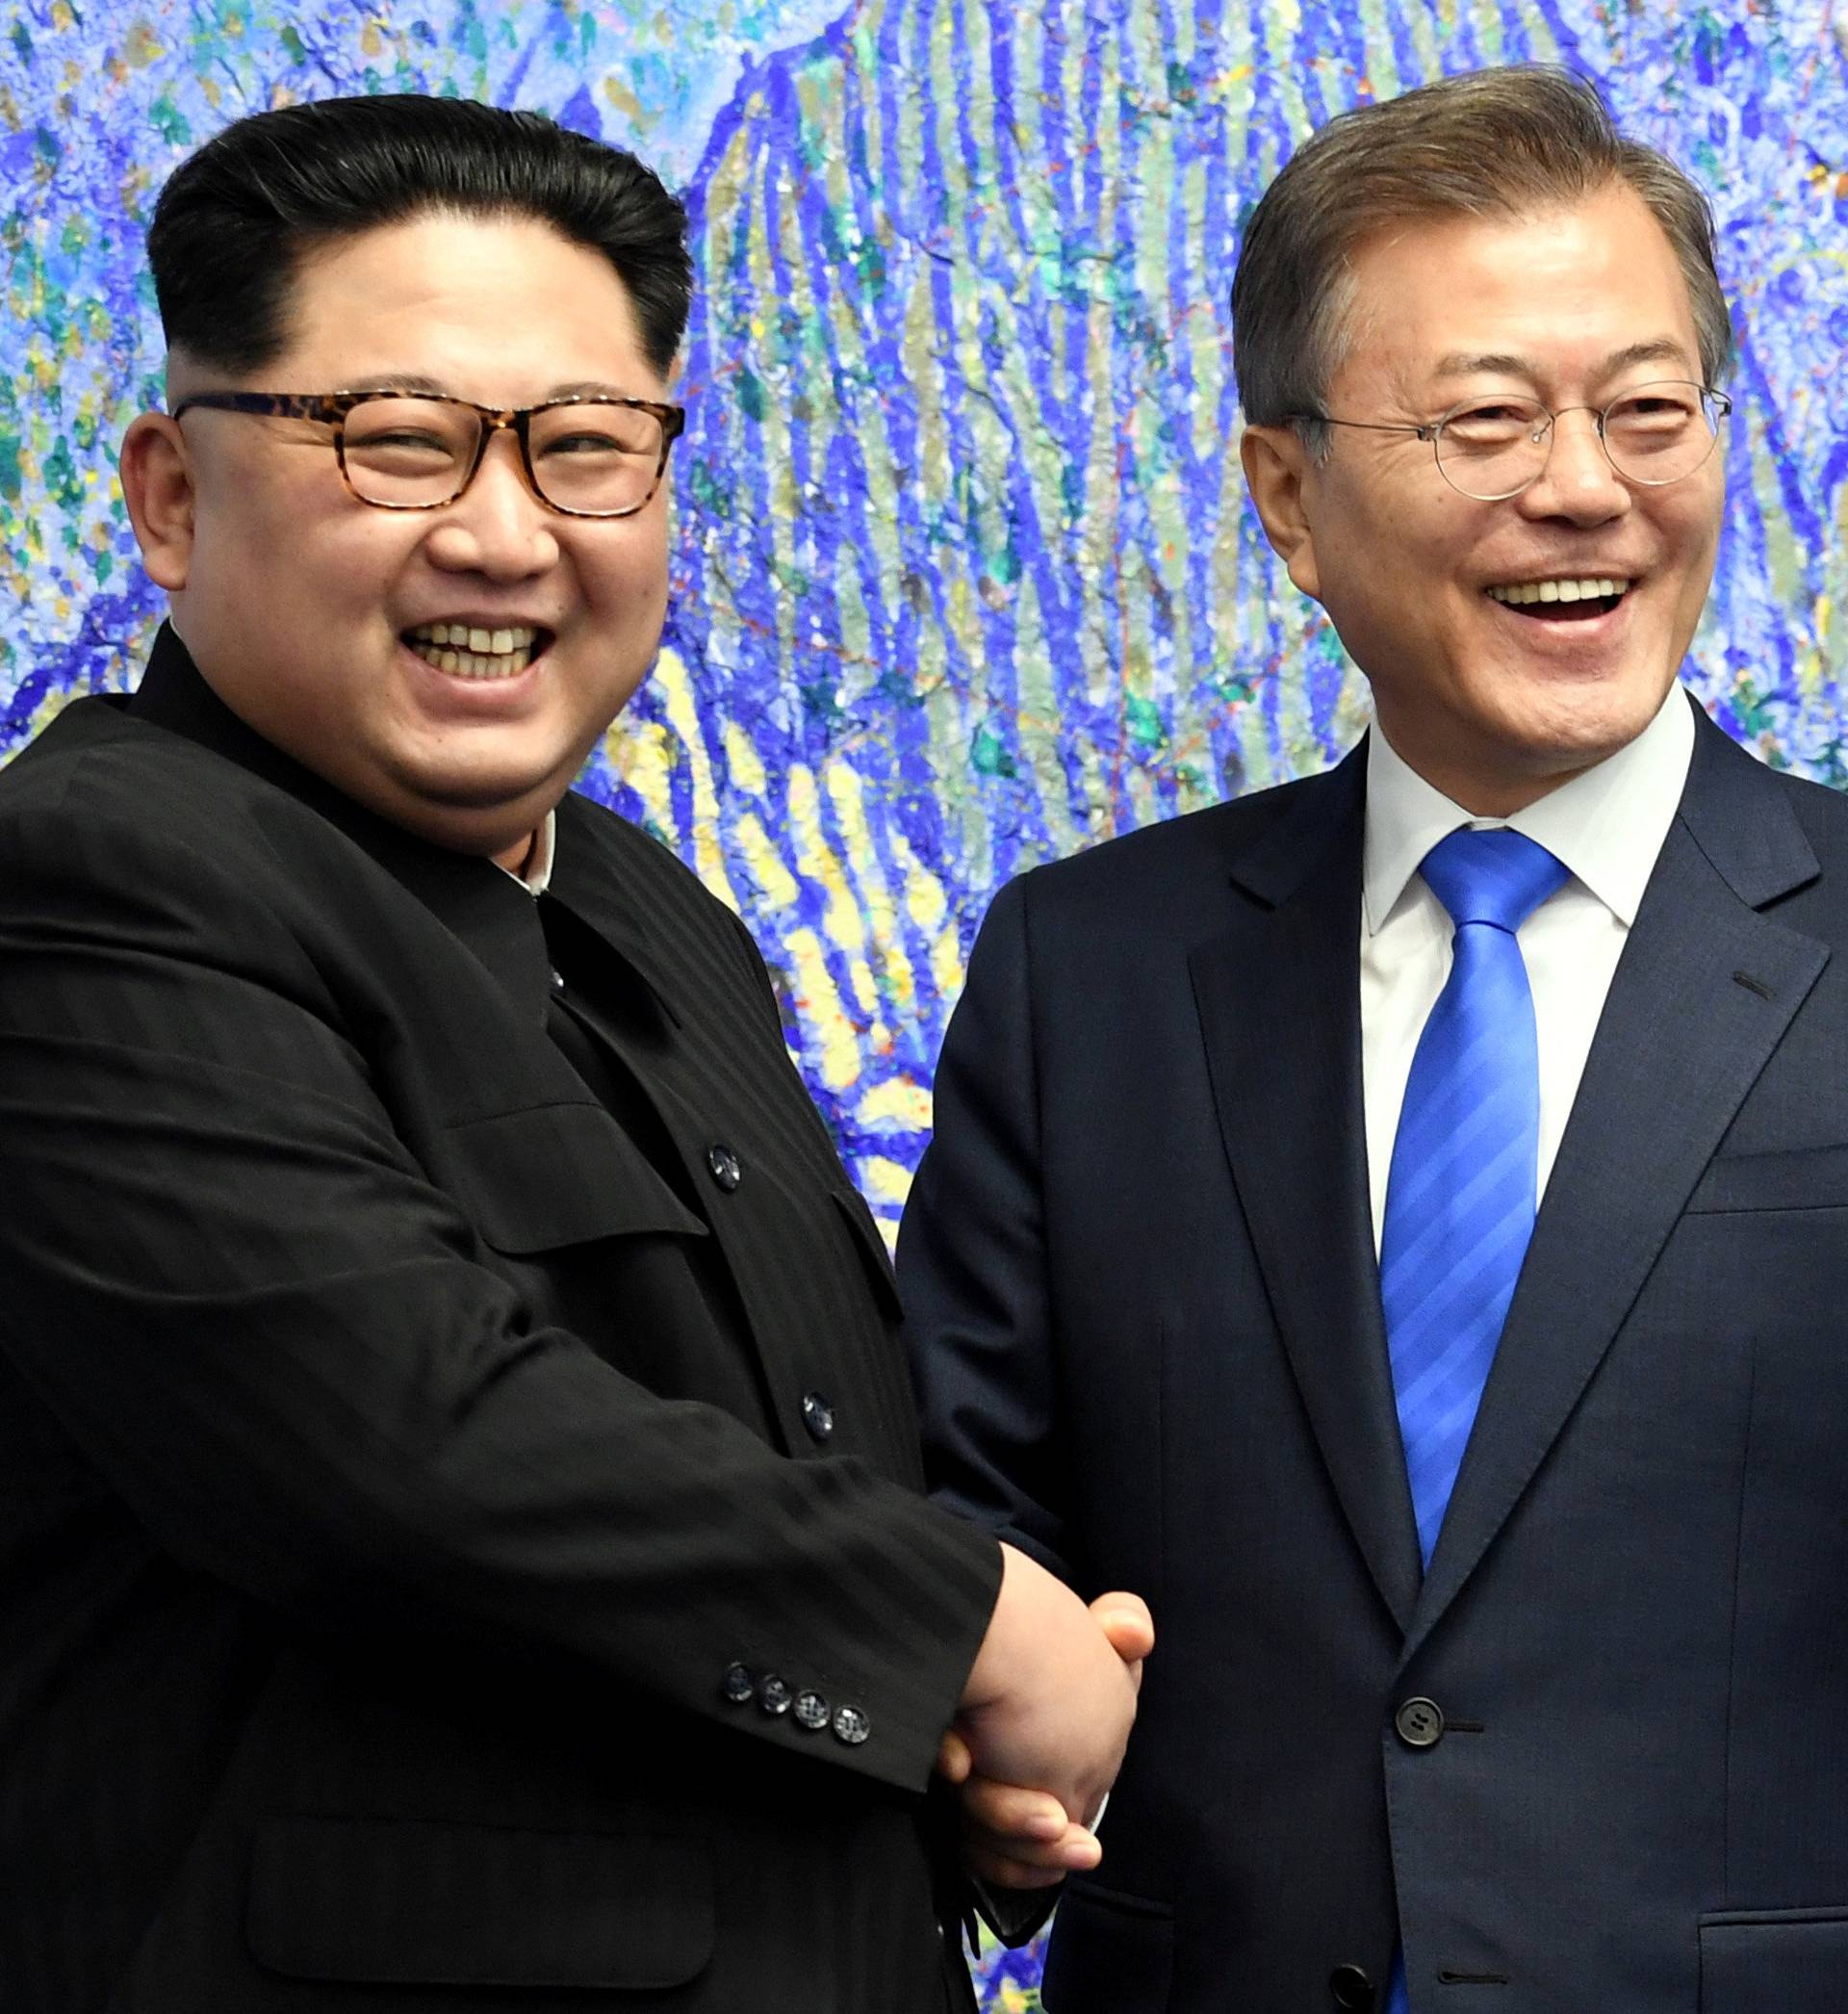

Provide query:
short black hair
left=147, top=94, right=692, bottom=378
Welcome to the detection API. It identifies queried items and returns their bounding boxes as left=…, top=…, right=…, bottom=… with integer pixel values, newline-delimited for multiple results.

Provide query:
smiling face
left=1241, top=182, right=1726, bottom=815
left=123, top=210, right=674, bottom=862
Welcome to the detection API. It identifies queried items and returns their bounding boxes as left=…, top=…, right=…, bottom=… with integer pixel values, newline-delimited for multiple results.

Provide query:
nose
left=422, top=431, right=560, bottom=581
left=1516, top=406, right=1631, bottom=527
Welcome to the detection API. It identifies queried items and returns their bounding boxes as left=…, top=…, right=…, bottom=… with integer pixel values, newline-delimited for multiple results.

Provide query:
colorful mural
left=3, top=0, right=1845, bottom=2001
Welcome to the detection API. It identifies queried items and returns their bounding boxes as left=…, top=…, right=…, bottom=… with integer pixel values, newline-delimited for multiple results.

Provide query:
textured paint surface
left=4, top=0, right=1847, bottom=2003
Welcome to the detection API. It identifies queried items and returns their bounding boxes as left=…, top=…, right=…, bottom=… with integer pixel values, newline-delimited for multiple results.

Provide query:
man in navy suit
left=903, top=65, right=1848, bottom=2013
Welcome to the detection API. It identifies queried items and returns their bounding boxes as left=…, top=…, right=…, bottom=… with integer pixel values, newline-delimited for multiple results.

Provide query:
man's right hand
left=945, top=1545, right=1152, bottom=1879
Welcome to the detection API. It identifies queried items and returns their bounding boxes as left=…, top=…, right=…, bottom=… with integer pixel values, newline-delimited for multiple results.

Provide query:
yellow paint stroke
left=784, top=924, right=860, bottom=1090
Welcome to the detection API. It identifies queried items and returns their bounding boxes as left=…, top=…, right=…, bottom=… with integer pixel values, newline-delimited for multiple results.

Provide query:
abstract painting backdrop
left=4, top=0, right=1845, bottom=2002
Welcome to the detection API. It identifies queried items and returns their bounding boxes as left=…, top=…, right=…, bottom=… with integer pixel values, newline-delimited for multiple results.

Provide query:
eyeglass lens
left=1435, top=380, right=1724, bottom=500
left=340, top=398, right=667, bottom=513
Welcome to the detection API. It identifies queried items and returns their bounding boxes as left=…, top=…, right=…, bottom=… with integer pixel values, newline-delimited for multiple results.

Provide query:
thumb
left=1090, top=1589, right=1154, bottom=1664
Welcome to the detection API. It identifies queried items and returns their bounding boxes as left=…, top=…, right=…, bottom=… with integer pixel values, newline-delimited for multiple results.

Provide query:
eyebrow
left=1428, top=338, right=1698, bottom=382
left=344, top=373, right=641, bottom=401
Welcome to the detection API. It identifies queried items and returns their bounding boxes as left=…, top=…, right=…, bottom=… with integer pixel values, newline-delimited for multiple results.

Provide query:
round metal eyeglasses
left=169, top=390, right=686, bottom=518
left=1293, top=380, right=1732, bottom=503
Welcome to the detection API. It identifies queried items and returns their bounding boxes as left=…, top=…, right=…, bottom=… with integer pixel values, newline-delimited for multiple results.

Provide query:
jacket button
left=1329, top=1964, right=1374, bottom=2011
left=721, top=1662, right=755, bottom=1705
left=757, top=1672, right=793, bottom=1716
left=706, top=1143, right=742, bottom=1191
left=1396, top=1696, right=1445, bottom=1748
left=801, top=1390, right=835, bottom=1442
left=832, top=1703, right=871, bottom=1745
left=794, top=1690, right=831, bottom=1732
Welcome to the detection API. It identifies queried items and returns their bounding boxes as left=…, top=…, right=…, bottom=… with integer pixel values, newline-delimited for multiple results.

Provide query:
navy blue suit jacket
left=901, top=698, right=1848, bottom=2013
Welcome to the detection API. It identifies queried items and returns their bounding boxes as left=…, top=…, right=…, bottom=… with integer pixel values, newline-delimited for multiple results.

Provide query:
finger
left=964, top=1825, right=1102, bottom=1886
left=1090, top=1590, right=1154, bottom=1662
left=964, top=1821, right=1101, bottom=1870
left=964, top=1849, right=1073, bottom=1891
left=935, top=1728, right=973, bottom=1784
left=962, top=1778, right=1068, bottom=1842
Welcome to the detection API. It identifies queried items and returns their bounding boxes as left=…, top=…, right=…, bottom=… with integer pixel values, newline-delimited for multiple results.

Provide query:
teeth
left=404, top=632, right=537, bottom=680
left=405, top=623, right=536, bottom=651
left=402, top=624, right=540, bottom=679
left=1486, top=578, right=1628, bottom=607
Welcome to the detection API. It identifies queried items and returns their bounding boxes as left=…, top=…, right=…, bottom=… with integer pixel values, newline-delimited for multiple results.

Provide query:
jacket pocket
left=1040, top=1878, right=1174, bottom=2012
left=1699, top=1906, right=1848, bottom=2011
left=245, top=1815, right=715, bottom=1988
left=436, top=1102, right=708, bottom=1252
left=832, top=1185, right=904, bottom=1323
left=1683, top=1145, right=1848, bottom=1216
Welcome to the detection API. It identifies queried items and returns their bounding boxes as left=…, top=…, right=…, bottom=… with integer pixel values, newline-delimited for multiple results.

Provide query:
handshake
left=940, top=1543, right=1154, bottom=1889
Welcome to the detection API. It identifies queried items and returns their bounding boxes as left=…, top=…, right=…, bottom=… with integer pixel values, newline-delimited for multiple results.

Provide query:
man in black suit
left=0, top=94, right=1148, bottom=2012
left=904, top=66, right=1848, bottom=2013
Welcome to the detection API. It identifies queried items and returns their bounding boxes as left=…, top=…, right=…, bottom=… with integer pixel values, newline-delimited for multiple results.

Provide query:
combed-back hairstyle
left=147, top=94, right=692, bottom=378
left=1231, top=65, right=1732, bottom=452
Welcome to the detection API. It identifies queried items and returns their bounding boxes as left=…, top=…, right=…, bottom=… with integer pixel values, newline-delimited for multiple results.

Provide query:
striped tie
left=1380, top=828, right=1566, bottom=2014
left=1380, top=827, right=1569, bottom=1571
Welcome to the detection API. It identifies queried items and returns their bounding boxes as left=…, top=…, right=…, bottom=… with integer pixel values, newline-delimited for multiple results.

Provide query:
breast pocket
left=432, top=1102, right=708, bottom=1254
left=1683, top=1145, right=1848, bottom=1217
left=1699, top=1906, right=1848, bottom=2011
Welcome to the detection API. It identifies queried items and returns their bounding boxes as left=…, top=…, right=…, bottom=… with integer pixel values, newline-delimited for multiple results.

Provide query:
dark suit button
left=1329, top=1963, right=1374, bottom=2011
left=1396, top=1696, right=1445, bottom=1748
left=549, top=968, right=566, bottom=991
left=721, top=1662, right=754, bottom=1705
left=757, top=1672, right=793, bottom=1716
left=801, top=1390, right=835, bottom=1442
left=832, top=1703, right=870, bottom=1745
left=706, top=1143, right=742, bottom=1191
left=794, top=1690, right=830, bottom=1732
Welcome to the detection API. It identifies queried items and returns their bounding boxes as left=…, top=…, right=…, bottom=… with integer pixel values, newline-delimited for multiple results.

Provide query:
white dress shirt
left=1361, top=685, right=1695, bottom=1253
left=497, top=809, right=556, bottom=897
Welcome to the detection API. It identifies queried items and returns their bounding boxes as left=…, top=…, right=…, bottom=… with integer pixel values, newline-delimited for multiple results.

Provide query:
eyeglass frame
left=168, top=389, right=688, bottom=519
left=1284, top=380, right=1733, bottom=503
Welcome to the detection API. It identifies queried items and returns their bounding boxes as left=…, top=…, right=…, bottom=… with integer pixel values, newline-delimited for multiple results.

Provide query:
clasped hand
left=943, top=1542, right=1154, bottom=1889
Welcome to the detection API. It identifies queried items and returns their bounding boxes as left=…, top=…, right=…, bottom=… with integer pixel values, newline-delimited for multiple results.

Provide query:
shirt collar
left=497, top=810, right=556, bottom=897
left=1362, top=682, right=1695, bottom=935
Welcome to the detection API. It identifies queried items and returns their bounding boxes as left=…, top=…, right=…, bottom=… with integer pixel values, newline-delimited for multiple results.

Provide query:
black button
left=794, top=1690, right=830, bottom=1732
left=801, top=1390, right=835, bottom=1442
left=706, top=1144, right=742, bottom=1191
left=721, top=1662, right=754, bottom=1705
left=757, top=1671, right=793, bottom=1716
left=1395, top=1696, right=1445, bottom=1748
left=549, top=968, right=566, bottom=991
left=1329, top=1963, right=1374, bottom=2011
left=832, top=1702, right=870, bottom=1745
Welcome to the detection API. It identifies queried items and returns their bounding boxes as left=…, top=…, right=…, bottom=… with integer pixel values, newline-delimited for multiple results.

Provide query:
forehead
left=270, top=211, right=660, bottom=402
left=1336, top=184, right=1703, bottom=394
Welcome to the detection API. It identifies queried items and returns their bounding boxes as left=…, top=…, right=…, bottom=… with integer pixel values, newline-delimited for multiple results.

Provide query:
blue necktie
left=1379, top=828, right=1566, bottom=2014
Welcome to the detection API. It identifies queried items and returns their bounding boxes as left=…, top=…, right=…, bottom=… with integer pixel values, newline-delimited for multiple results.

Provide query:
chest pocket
left=1682, top=1144, right=1848, bottom=1217
left=432, top=1101, right=708, bottom=1254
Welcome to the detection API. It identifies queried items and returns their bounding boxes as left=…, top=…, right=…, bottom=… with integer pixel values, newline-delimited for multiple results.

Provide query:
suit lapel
left=548, top=794, right=685, bottom=1028
left=1190, top=748, right=1424, bottom=1633
left=1404, top=714, right=1829, bottom=1659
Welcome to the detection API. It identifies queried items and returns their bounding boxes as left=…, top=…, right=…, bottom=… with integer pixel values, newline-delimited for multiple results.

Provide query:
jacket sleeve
left=898, top=874, right=1073, bottom=1944
left=0, top=780, right=1000, bottom=1796
left=899, top=872, right=1073, bottom=1583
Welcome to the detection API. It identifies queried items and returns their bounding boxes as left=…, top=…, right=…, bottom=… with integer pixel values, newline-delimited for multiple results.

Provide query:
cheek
left=584, top=528, right=670, bottom=627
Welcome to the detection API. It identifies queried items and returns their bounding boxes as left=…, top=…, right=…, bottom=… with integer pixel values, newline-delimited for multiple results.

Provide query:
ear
left=1240, top=424, right=1323, bottom=604
left=119, top=411, right=197, bottom=592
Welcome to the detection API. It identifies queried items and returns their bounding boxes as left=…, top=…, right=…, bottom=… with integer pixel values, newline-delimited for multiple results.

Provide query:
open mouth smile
left=1485, top=577, right=1630, bottom=622
left=401, top=622, right=553, bottom=680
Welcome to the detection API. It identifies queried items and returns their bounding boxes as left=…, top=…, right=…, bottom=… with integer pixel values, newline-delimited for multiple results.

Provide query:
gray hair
left=1230, top=66, right=1732, bottom=453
